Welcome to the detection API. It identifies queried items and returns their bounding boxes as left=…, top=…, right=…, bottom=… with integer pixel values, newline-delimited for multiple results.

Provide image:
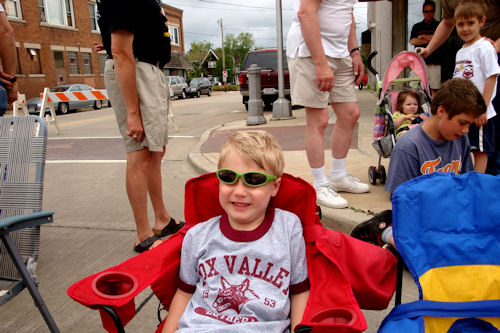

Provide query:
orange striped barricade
left=12, top=93, right=28, bottom=116
left=39, top=88, right=60, bottom=135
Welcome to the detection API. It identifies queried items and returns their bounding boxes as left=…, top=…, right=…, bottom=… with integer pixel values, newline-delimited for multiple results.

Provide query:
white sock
left=381, top=226, right=393, bottom=244
left=329, top=157, right=347, bottom=179
left=311, top=166, right=328, bottom=188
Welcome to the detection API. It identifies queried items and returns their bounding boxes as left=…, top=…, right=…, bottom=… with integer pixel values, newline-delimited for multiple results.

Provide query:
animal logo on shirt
left=454, top=61, right=474, bottom=80
left=212, top=276, right=260, bottom=314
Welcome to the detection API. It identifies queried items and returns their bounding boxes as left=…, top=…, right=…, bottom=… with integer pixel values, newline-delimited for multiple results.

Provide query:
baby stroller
left=379, top=172, right=500, bottom=332
left=366, top=51, right=432, bottom=185
left=67, top=173, right=397, bottom=332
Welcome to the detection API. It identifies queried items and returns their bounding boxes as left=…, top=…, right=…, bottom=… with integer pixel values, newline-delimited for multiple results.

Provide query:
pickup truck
left=238, top=49, right=290, bottom=110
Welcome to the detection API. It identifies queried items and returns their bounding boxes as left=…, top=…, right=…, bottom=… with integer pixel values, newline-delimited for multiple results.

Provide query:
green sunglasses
left=216, top=168, right=277, bottom=187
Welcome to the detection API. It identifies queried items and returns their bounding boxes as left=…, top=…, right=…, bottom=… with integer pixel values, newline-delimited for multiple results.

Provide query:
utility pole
left=219, top=18, right=227, bottom=92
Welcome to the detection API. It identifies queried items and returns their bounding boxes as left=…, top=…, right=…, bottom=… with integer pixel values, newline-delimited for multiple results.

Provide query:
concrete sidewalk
left=188, top=89, right=392, bottom=234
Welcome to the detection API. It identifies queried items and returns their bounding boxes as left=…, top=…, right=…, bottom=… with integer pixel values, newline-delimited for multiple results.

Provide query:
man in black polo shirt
left=97, top=0, right=184, bottom=253
left=410, top=0, right=442, bottom=95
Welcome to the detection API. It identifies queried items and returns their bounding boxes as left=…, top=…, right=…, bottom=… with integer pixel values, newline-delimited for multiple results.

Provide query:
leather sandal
left=153, top=218, right=185, bottom=237
left=133, top=235, right=160, bottom=253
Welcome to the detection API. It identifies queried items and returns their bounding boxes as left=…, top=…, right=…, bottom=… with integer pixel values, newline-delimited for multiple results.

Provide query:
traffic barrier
left=39, top=88, right=60, bottom=135
left=13, top=93, right=28, bottom=116
left=39, top=89, right=108, bottom=103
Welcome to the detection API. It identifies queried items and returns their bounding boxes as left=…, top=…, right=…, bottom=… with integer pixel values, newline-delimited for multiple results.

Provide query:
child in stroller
left=393, top=90, right=429, bottom=139
left=366, top=51, right=432, bottom=185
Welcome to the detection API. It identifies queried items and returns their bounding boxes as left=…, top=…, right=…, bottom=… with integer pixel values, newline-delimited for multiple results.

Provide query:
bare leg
left=126, top=149, right=161, bottom=247
left=473, top=151, right=488, bottom=173
left=147, top=147, right=177, bottom=231
left=330, top=102, right=360, bottom=159
left=305, top=107, right=329, bottom=168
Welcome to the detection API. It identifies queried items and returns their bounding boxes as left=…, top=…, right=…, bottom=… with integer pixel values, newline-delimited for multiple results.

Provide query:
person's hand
left=0, top=70, right=14, bottom=89
left=126, top=112, right=145, bottom=141
left=415, top=47, right=429, bottom=58
left=7, top=82, right=17, bottom=104
left=351, top=52, right=364, bottom=86
left=93, top=41, right=105, bottom=52
left=315, top=62, right=334, bottom=92
left=475, top=113, right=487, bottom=127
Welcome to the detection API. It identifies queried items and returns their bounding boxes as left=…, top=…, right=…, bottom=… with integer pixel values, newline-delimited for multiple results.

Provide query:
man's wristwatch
left=349, top=47, right=360, bottom=55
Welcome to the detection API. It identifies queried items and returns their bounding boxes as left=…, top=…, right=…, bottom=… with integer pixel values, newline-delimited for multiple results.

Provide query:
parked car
left=26, top=84, right=107, bottom=115
left=238, top=49, right=290, bottom=110
left=187, top=77, right=212, bottom=98
left=166, top=75, right=188, bottom=99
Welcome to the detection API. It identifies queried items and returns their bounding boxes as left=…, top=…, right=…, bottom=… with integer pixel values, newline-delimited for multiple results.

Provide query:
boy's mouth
left=232, top=202, right=250, bottom=207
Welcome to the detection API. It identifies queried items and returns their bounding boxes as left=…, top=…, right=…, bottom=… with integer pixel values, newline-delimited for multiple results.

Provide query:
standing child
left=162, top=130, right=310, bottom=333
left=351, top=79, right=486, bottom=247
left=452, top=0, right=500, bottom=173
left=393, top=90, right=428, bottom=138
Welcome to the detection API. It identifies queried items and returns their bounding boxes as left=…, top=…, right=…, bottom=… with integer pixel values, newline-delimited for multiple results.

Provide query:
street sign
left=222, top=70, right=228, bottom=78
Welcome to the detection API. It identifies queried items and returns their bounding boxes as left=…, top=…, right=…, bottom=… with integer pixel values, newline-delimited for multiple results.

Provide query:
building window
left=38, top=0, right=74, bottom=27
left=5, top=0, right=22, bottom=19
left=99, top=53, right=106, bottom=74
left=82, top=52, right=93, bottom=74
left=89, top=2, right=99, bottom=31
left=28, top=48, right=42, bottom=74
left=168, top=25, right=179, bottom=46
left=68, top=51, right=79, bottom=74
left=53, top=50, right=64, bottom=69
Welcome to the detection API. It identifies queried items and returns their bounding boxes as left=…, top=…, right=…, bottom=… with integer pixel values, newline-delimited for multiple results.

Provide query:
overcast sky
left=163, top=0, right=368, bottom=52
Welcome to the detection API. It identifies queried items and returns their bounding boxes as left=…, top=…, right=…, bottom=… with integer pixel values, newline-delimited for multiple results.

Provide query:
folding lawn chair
left=379, top=172, right=500, bottom=332
left=68, top=173, right=397, bottom=333
left=0, top=116, right=59, bottom=332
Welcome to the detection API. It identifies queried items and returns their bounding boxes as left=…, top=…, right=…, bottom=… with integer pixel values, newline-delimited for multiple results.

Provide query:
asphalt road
left=2, top=91, right=417, bottom=332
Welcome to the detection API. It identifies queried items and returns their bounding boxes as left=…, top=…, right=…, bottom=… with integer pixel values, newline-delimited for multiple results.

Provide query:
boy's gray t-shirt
left=176, top=208, right=309, bottom=333
left=385, top=126, right=473, bottom=194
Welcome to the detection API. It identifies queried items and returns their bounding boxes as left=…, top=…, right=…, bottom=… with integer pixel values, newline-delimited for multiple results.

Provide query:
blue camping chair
left=0, top=116, right=59, bottom=332
left=379, top=172, right=500, bottom=332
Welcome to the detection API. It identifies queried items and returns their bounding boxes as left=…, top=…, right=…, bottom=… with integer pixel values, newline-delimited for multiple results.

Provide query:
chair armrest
left=0, top=211, right=54, bottom=233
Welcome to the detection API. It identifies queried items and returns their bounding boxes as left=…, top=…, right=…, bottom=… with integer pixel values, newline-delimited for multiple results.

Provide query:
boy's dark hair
left=423, top=1, right=435, bottom=11
left=454, top=0, right=486, bottom=20
left=430, top=78, right=486, bottom=119
left=396, top=90, right=421, bottom=114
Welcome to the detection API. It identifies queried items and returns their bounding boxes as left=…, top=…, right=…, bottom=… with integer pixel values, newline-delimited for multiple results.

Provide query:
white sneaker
left=329, top=173, right=370, bottom=194
left=315, top=183, right=348, bottom=209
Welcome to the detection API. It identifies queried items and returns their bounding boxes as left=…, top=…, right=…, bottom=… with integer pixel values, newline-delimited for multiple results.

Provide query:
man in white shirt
left=0, top=0, right=18, bottom=107
left=286, top=0, right=369, bottom=209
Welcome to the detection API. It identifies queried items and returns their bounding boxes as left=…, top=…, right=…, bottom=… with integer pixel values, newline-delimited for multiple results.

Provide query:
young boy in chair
left=162, top=130, right=310, bottom=332
left=352, top=78, right=486, bottom=248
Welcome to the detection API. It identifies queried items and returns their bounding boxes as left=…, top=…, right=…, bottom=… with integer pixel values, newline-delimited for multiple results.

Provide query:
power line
left=199, top=0, right=292, bottom=10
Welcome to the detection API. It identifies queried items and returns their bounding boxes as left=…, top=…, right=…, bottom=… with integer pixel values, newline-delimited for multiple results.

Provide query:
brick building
left=5, top=0, right=191, bottom=99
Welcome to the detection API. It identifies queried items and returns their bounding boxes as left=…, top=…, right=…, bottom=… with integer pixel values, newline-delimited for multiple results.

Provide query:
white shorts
left=288, top=56, right=356, bottom=108
left=105, top=59, right=169, bottom=153
left=427, top=64, right=441, bottom=90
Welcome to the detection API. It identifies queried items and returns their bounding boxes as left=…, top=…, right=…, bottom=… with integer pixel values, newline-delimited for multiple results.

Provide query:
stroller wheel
left=378, top=165, right=387, bottom=185
left=368, top=166, right=377, bottom=185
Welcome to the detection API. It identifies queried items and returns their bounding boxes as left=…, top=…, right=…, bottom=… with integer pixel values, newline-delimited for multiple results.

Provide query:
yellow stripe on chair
left=424, top=317, right=500, bottom=332
left=419, top=265, right=500, bottom=332
left=419, top=265, right=500, bottom=302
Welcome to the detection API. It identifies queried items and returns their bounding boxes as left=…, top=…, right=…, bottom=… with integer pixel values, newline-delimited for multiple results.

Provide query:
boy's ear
left=436, top=105, right=447, bottom=118
left=479, top=16, right=486, bottom=26
left=271, top=177, right=282, bottom=197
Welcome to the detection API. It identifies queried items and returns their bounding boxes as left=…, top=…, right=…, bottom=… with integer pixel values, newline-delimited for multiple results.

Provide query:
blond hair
left=218, top=130, right=284, bottom=177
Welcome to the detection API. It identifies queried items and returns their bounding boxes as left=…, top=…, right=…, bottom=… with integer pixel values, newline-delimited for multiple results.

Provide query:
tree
left=186, top=41, right=213, bottom=78
left=214, top=32, right=255, bottom=83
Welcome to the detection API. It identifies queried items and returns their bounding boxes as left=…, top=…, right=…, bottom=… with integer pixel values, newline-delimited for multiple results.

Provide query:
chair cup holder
left=92, top=272, right=139, bottom=332
left=92, top=271, right=138, bottom=300
left=310, top=308, right=357, bottom=326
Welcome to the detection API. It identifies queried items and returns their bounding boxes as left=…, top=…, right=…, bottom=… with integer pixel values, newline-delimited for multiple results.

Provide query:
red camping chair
left=67, top=173, right=396, bottom=332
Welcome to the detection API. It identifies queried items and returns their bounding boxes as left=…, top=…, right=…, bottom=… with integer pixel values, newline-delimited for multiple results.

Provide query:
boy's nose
left=233, top=178, right=248, bottom=194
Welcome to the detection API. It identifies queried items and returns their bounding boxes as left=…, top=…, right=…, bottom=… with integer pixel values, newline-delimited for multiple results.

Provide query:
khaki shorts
left=104, top=59, right=169, bottom=153
left=427, top=64, right=441, bottom=90
left=288, top=56, right=356, bottom=108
